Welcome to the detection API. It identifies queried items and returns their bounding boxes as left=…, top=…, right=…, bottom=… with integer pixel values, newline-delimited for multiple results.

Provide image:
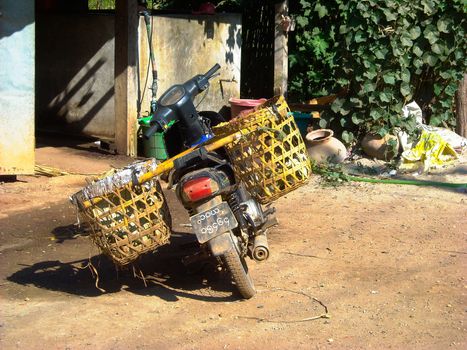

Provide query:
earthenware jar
left=305, top=129, right=347, bottom=163
left=361, top=133, right=400, bottom=161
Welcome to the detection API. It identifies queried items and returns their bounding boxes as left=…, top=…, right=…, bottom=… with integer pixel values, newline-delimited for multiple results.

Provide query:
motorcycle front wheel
left=222, top=249, right=256, bottom=299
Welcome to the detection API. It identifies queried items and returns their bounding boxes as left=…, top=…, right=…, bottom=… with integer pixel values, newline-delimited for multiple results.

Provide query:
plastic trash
left=402, top=101, right=423, bottom=124
left=398, top=101, right=467, bottom=153
left=400, top=130, right=458, bottom=172
left=397, top=101, right=424, bottom=151
left=421, top=126, right=467, bottom=152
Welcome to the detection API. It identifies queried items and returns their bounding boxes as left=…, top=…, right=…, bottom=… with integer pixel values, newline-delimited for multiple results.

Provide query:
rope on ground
left=284, top=251, right=331, bottom=259
left=132, top=265, right=149, bottom=288
left=236, top=288, right=330, bottom=323
left=76, top=258, right=106, bottom=293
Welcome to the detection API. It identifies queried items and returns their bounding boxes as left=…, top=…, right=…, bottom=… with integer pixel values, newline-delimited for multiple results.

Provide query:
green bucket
left=139, top=116, right=168, bottom=160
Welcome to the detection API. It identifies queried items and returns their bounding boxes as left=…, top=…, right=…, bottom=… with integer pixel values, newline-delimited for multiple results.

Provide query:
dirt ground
left=0, top=144, right=466, bottom=349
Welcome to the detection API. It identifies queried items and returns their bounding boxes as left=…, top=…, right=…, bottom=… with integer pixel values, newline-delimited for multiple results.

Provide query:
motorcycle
left=143, top=64, right=276, bottom=299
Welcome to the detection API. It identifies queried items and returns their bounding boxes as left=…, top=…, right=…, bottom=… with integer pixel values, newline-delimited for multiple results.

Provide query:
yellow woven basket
left=71, top=160, right=171, bottom=266
left=213, top=95, right=311, bottom=204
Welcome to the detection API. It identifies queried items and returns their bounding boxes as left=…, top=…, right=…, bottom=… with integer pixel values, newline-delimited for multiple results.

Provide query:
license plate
left=190, top=202, right=238, bottom=243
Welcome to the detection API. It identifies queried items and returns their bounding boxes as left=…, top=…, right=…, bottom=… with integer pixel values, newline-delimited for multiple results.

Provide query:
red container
left=229, top=98, right=267, bottom=118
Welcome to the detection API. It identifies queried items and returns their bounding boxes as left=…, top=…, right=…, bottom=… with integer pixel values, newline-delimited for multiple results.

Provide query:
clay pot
left=305, top=129, right=347, bottom=164
left=361, top=133, right=399, bottom=161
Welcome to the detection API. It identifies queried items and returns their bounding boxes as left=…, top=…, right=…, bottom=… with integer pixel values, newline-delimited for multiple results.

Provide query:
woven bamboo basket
left=213, top=95, right=311, bottom=204
left=71, top=160, right=171, bottom=266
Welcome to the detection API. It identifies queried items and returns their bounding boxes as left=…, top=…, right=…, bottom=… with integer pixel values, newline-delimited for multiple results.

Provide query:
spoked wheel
left=221, top=249, right=256, bottom=299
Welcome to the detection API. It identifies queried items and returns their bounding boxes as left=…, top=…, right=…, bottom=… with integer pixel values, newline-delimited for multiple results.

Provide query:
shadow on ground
left=51, top=223, right=91, bottom=243
left=7, top=232, right=239, bottom=302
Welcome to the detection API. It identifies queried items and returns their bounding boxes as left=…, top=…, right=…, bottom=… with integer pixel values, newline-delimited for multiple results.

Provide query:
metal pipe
left=252, top=234, right=269, bottom=261
left=142, top=10, right=158, bottom=111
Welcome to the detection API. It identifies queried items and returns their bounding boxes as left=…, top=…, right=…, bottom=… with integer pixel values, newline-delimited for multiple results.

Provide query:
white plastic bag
left=399, top=101, right=467, bottom=153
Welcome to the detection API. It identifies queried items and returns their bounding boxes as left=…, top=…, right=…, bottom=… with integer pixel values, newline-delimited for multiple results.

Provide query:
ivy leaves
left=290, top=0, right=466, bottom=143
left=289, top=0, right=342, bottom=100
left=314, top=3, right=328, bottom=18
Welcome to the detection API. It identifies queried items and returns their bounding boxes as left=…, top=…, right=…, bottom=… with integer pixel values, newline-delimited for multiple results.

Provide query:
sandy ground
left=0, top=144, right=466, bottom=349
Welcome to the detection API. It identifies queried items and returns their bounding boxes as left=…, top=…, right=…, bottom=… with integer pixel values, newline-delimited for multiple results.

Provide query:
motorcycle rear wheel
left=222, top=249, right=256, bottom=299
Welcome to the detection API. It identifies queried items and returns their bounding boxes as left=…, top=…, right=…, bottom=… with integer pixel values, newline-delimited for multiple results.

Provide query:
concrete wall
left=139, top=14, right=242, bottom=116
left=0, top=0, right=35, bottom=175
left=36, top=14, right=115, bottom=139
left=36, top=13, right=241, bottom=140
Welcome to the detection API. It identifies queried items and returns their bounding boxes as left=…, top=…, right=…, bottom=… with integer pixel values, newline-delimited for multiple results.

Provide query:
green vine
left=311, top=161, right=350, bottom=186
left=290, top=0, right=467, bottom=144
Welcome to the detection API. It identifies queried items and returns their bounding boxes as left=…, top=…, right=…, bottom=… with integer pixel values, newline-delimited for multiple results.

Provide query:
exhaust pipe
left=252, top=234, right=269, bottom=261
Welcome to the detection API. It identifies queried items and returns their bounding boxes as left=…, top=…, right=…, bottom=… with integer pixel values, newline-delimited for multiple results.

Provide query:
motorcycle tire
left=222, top=249, right=256, bottom=299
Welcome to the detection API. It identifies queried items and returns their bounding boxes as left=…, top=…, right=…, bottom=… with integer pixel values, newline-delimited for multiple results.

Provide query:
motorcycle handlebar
left=185, top=63, right=221, bottom=96
left=203, top=63, right=221, bottom=80
left=143, top=123, right=161, bottom=139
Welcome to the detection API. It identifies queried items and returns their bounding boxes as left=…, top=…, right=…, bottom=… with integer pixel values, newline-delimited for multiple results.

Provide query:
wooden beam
left=115, top=0, right=138, bottom=156
left=456, top=73, right=467, bottom=138
left=274, top=1, right=288, bottom=96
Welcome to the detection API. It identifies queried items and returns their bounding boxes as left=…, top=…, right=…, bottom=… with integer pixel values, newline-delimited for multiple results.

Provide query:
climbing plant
left=289, top=0, right=467, bottom=144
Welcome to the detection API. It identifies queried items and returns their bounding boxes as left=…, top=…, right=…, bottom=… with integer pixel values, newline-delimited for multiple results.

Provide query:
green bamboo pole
left=347, top=175, right=467, bottom=189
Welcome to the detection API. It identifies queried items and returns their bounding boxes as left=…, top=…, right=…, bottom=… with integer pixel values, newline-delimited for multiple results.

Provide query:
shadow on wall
left=225, top=23, right=242, bottom=64
left=36, top=13, right=116, bottom=139
left=194, top=16, right=242, bottom=66
left=34, top=8, right=270, bottom=140
left=190, top=15, right=242, bottom=66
